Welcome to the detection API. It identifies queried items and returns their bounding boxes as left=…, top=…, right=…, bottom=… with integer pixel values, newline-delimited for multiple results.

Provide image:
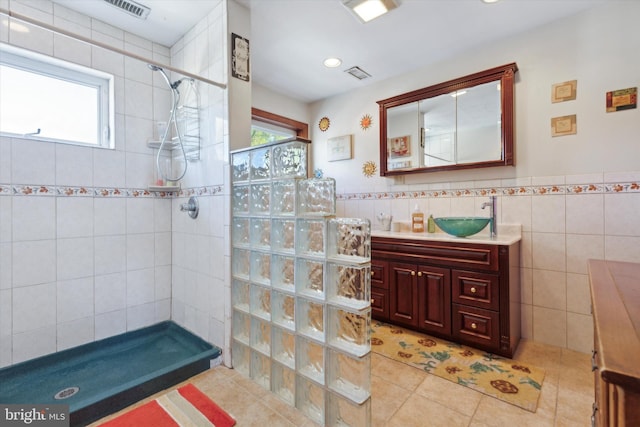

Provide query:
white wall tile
left=501, top=195, right=531, bottom=232
left=91, top=45, right=124, bottom=77
left=57, top=237, right=94, bottom=280
left=55, top=143, right=94, bottom=187
left=57, top=197, right=94, bottom=238
left=566, top=234, right=604, bottom=274
left=532, top=269, right=566, bottom=310
left=9, top=21, right=53, bottom=56
left=127, top=302, right=155, bottom=330
left=0, top=137, right=11, bottom=183
left=126, top=233, right=155, bottom=270
left=93, top=149, right=126, bottom=188
left=125, top=152, right=154, bottom=188
left=57, top=317, right=94, bottom=351
left=604, top=193, right=640, bottom=236
left=154, top=198, right=172, bottom=232
left=12, top=139, right=56, bottom=185
left=12, top=326, right=56, bottom=364
left=127, top=268, right=155, bottom=306
left=0, top=289, right=11, bottom=336
left=53, top=33, right=91, bottom=67
left=155, top=232, right=171, bottom=266
left=94, top=309, right=126, bottom=340
left=532, top=232, right=566, bottom=272
left=566, top=273, right=591, bottom=315
left=520, top=267, right=533, bottom=305
left=0, top=243, right=10, bottom=290
left=532, top=195, right=565, bottom=233
left=124, top=80, right=153, bottom=120
left=566, top=194, right=604, bottom=235
left=124, top=55, right=152, bottom=84
left=155, top=265, right=171, bottom=300
left=94, top=198, right=126, bottom=236
left=124, top=115, right=153, bottom=154
left=0, top=197, right=12, bottom=243
left=12, top=197, right=55, bottom=241
left=57, top=277, right=94, bottom=323
left=95, top=272, right=126, bottom=314
left=533, top=306, right=567, bottom=348
left=13, top=282, right=56, bottom=333
left=604, top=235, right=640, bottom=262
left=94, top=235, right=126, bottom=275
left=566, top=312, right=593, bottom=354
left=126, top=197, right=155, bottom=233
left=12, top=240, right=56, bottom=287
left=155, top=299, right=171, bottom=322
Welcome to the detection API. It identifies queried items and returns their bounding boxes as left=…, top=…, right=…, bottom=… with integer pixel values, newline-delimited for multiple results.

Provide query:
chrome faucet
left=481, top=196, right=497, bottom=238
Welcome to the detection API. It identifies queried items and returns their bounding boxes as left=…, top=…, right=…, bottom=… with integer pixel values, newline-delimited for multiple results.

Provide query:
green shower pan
left=0, top=321, right=221, bottom=426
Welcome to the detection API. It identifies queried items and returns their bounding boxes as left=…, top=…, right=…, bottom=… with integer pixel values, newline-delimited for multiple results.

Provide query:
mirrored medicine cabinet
left=377, top=63, right=518, bottom=176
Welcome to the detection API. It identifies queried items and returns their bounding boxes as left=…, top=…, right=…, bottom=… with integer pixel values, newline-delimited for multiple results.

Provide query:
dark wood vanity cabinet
left=372, top=236, right=520, bottom=358
left=588, top=260, right=640, bottom=427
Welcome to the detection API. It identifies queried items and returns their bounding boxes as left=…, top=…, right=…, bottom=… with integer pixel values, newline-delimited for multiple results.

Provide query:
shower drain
left=54, top=387, right=79, bottom=400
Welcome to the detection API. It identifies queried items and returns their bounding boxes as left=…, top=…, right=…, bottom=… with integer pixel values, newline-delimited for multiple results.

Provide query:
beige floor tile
left=232, top=401, right=297, bottom=426
left=386, top=393, right=471, bottom=427
left=471, top=395, right=555, bottom=427
left=414, top=374, right=482, bottom=416
left=370, top=374, right=412, bottom=426
left=370, top=353, right=429, bottom=391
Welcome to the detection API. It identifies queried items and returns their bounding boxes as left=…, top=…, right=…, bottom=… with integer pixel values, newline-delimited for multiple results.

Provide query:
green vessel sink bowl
left=434, top=217, right=491, bottom=237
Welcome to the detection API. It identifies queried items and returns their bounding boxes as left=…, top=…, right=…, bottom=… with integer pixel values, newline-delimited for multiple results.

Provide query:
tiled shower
left=0, top=0, right=228, bottom=367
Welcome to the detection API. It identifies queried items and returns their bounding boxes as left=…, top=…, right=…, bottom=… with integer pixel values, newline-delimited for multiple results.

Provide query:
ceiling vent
left=103, top=0, right=151, bottom=20
left=345, top=66, right=372, bottom=80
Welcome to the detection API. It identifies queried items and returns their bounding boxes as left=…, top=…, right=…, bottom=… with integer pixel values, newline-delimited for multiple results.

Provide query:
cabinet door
left=371, top=288, right=389, bottom=321
left=417, top=265, right=451, bottom=335
left=371, top=259, right=389, bottom=289
left=389, top=262, right=418, bottom=327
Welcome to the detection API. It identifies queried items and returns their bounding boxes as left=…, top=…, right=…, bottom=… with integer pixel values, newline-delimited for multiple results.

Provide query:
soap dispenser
left=411, top=204, right=424, bottom=233
left=427, top=214, right=435, bottom=233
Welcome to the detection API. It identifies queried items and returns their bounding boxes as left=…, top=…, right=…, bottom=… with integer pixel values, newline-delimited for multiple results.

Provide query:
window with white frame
left=0, top=43, right=114, bottom=148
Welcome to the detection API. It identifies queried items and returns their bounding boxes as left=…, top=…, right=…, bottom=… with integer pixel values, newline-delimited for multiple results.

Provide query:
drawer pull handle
left=371, top=298, right=375, bottom=304
left=591, top=349, right=598, bottom=372
left=371, top=271, right=375, bottom=277
left=417, top=272, right=422, bottom=277
left=470, top=287, right=477, bottom=293
left=471, top=323, right=477, bottom=330
left=411, top=271, right=415, bottom=276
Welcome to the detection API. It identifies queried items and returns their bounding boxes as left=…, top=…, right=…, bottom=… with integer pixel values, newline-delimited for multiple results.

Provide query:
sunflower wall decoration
left=318, top=116, right=330, bottom=132
left=360, top=114, right=373, bottom=130
left=362, top=161, right=377, bottom=177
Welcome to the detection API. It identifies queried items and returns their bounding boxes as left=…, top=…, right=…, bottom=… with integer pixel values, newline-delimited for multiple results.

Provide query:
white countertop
left=371, top=224, right=522, bottom=246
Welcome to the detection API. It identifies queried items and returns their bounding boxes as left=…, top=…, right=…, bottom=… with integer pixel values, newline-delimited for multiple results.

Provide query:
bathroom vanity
left=371, top=229, right=521, bottom=358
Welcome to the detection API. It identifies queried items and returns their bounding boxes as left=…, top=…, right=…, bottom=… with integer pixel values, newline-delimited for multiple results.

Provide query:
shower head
left=148, top=64, right=182, bottom=90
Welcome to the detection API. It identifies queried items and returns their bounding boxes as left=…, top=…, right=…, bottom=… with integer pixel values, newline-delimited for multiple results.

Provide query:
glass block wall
left=230, top=139, right=372, bottom=426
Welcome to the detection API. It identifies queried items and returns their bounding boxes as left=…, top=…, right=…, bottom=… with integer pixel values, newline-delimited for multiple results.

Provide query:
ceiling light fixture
left=342, top=0, right=398, bottom=23
left=323, top=57, right=342, bottom=68
left=451, top=90, right=467, bottom=98
left=481, top=0, right=501, bottom=3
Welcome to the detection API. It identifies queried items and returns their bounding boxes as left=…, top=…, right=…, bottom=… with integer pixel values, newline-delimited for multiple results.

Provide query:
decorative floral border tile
left=0, top=184, right=223, bottom=198
left=337, top=181, right=639, bottom=201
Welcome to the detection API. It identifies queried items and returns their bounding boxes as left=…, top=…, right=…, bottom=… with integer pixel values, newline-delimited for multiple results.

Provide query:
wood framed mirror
left=377, top=63, right=518, bottom=176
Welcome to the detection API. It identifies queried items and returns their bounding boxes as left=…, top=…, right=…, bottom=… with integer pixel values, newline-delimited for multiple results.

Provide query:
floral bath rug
left=371, top=321, right=545, bottom=412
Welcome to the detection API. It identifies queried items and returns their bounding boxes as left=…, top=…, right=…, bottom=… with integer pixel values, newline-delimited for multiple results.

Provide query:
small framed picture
left=327, top=134, right=353, bottom=161
left=551, top=80, right=577, bottom=103
left=606, top=87, right=637, bottom=112
left=551, top=114, right=577, bottom=137
left=388, top=135, right=411, bottom=158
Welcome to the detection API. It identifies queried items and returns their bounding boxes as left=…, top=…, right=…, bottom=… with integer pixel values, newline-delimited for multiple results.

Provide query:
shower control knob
left=180, top=196, right=199, bottom=219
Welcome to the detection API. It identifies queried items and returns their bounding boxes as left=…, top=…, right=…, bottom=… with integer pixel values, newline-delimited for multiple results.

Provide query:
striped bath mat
left=98, top=384, right=235, bottom=427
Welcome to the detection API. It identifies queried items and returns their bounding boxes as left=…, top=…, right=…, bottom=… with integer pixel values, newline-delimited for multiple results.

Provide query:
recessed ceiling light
left=323, top=57, right=342, bottom=68
left=451, top=90, right=467, bottom=98
left=481, top=0, right=501, bottom=3
left=342, top=0, right=398, bottom=23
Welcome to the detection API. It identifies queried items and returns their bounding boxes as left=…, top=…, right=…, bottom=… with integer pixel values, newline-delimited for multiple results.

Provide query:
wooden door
left=417, top=265, right=451, bottom=335
left=389, top=262, right=418, bottom=327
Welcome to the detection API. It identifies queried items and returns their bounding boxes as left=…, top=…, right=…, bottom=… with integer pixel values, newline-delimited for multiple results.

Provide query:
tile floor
left=92, top=339, right=593, bottom=427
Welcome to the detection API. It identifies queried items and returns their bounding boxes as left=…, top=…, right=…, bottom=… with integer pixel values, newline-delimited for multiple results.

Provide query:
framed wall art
left=327, top=134, right=353, bottom=161
left=551, top=114, right=577, bottom=137
left=552, top=80, right=577, bottom=103
left=606, top=87, right=637, bottom=112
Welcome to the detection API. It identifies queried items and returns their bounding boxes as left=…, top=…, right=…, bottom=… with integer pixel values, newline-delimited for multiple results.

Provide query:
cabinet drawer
left=371, top=288, right=389, bottom=321
left=452, top=270, right=499, bottom=311
left=452, top=304, right=499, bottom=349
left=371, top=260, right=389, bottom=290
